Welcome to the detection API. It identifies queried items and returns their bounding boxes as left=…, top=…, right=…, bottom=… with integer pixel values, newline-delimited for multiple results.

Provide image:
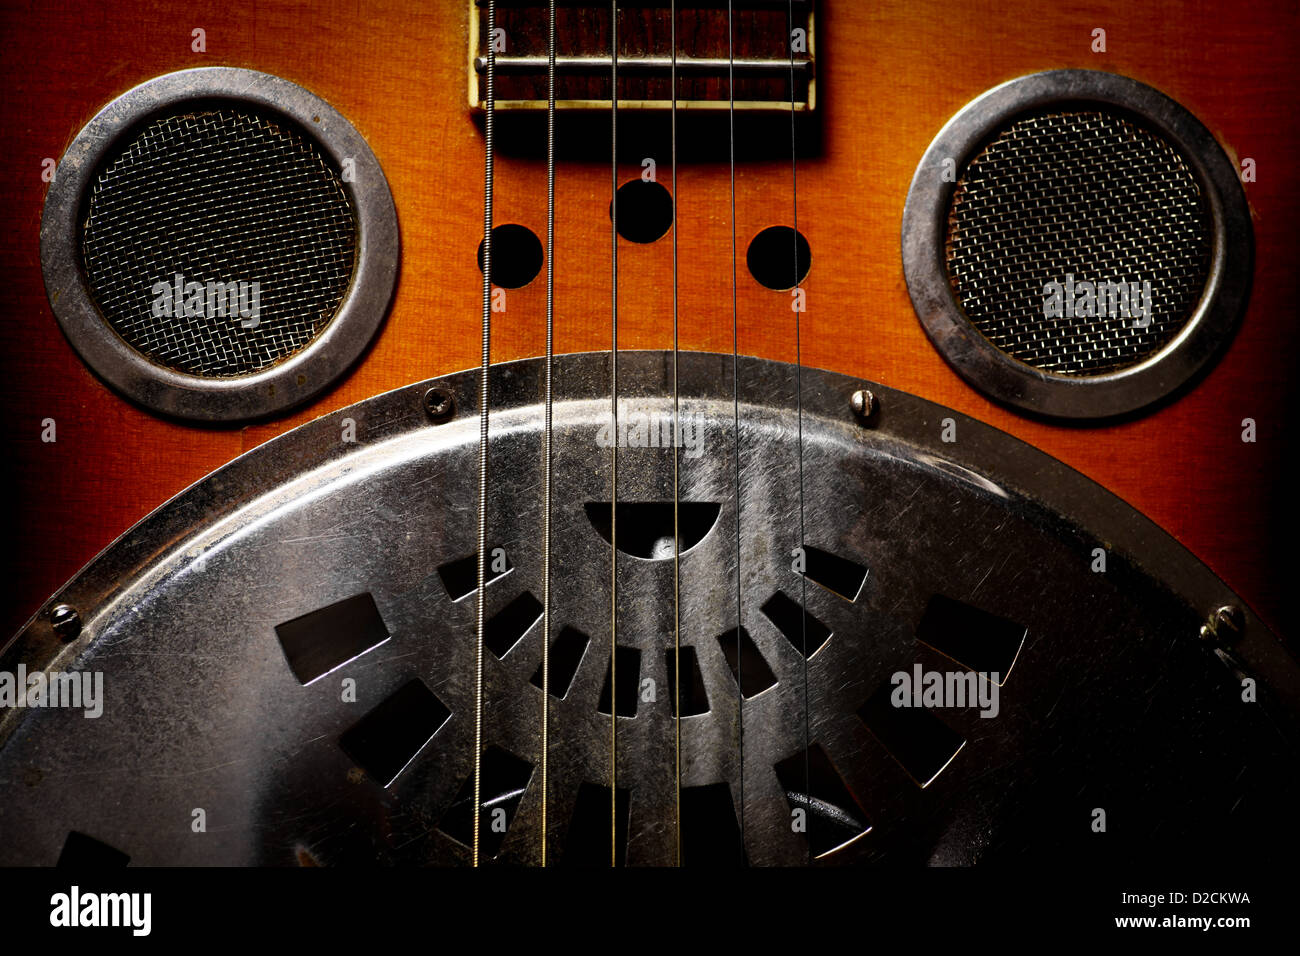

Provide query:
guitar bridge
left=469, top=0, right=816, bottom=112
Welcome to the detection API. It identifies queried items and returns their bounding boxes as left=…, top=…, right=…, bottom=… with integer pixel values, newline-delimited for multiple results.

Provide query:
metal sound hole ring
left=901, top=70, right=1253, bottom=420
left=41, top=67, right=399, bottom=422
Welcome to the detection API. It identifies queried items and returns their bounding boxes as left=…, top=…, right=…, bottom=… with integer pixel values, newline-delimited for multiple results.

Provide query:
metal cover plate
left=1, top=352, right=1295, bottom=865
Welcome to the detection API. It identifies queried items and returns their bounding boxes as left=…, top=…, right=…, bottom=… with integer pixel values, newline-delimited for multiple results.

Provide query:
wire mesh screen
left=945, top=109, right=1212, bottom=376
left=81, top=106, right=356, bottom=377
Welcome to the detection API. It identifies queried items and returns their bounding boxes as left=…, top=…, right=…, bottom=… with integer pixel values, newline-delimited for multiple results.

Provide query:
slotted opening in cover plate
left=716, top=626, right=778, bottom=698
left=564, top=782, right=630, bottom=866
left=437, top=746, right=534, bottom=858
left=858, top=681, right=967, bottom=787
left=274, top=591, right=390, bottom=686
left=57, top=831, right=130, bottom=868
left=775, top=745, right=872, bottom=858
left=916, top=594, right=1027, bottom=683
left=597, top=646, right=642, bottom=717
left=530, top=626, right=590, bottom=699
left=485, top=591, right=544, bottom=658
left=438, top=547, right=514, bottom=601
left=339, top=679, right=451, bottom=787
left=801, top=546, right=869, bottom=602
left=666, top=646, right=710, bottom=717
left=761, top=591, right=832, bottom=658
left=681, top=783, right=745, bottom=866
left=584, top=501, right=721, bottom=559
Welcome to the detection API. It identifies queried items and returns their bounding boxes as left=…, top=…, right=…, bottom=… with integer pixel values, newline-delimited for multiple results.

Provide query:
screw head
left=850, top=389, right=876, bottom=420
left=423, top=387, right=455, bottom=423
left=1213, top=604, right=1244, bottom=637
left=1201, top=604, right=1245, bottom=645
left=50, top=604, right=81, bottom=641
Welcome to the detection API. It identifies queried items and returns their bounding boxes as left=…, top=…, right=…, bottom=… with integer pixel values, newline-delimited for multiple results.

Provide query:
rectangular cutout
left=774, top=744, right=871, bottom=858
left=916, top=594, right=1026, bottom=683
left=437, top=746, right=534, bottom=859
left=597, top=645, right=642, bottom=717
left=563, top=782, right=630, bottom=867
left=681, top=783, right=745, bottom=866
left=761, top=591, right=832, bottom=658
left=717, top=626, right=778, bottom=698
left=339, top=678, right=451, bottom=787
left=857, top=682, right=967, bottom=788
left=274, top=591, right=391, bottom=686
left=57, top=831, right=129, bottom=868
left=530, top=626, right=590, bottom=699
left=802, top=545, right=869, bottom=602
left=437, top=548, right=513, bottom=602
left=485, top=591, right=544, bottom=659
left=665, top=646, right=710, bottom=717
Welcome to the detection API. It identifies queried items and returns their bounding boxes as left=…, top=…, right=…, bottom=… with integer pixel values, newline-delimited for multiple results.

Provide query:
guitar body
left=2, top=3, right=1289, bottom=642
left=3, top=0, right=1295, bottom=639
left=0, top=1, right=1296, bottom=869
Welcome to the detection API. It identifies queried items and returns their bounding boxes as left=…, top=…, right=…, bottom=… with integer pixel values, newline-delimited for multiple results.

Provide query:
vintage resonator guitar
left=0, top=1, right=1296, bottom=866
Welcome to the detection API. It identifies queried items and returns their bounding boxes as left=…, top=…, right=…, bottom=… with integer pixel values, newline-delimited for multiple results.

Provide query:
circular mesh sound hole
left=945, top=110, right=1212, bottom=376
left=81, top=107, right=356, bottom=377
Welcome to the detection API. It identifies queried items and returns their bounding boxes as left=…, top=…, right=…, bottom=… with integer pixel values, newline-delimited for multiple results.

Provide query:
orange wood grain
left=1, top=0, right=1295, bottom=639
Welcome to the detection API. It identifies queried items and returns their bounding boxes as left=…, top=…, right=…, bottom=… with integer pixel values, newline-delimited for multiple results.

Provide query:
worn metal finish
left=40, top=67, right=399, bottom=422
left=901, top=70, right=1253, bottom=419
left=1, top=352, right=1295, bottom=865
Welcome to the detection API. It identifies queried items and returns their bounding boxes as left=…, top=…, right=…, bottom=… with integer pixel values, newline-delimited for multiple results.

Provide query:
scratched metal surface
left=0, top=351, right=1295, bottom=865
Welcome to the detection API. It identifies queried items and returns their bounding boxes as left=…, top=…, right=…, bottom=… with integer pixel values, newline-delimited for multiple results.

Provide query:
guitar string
left=726, top=0, right=744, bottom=858
left=472, top=0, right=497, bottom=870
left=670, top=0, right=682, bottom=869
left=540, top=0, right=557, bottom=868
left=609, top=0, right=620, bottom=867
left=785, top=0, right=811, bottom=867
